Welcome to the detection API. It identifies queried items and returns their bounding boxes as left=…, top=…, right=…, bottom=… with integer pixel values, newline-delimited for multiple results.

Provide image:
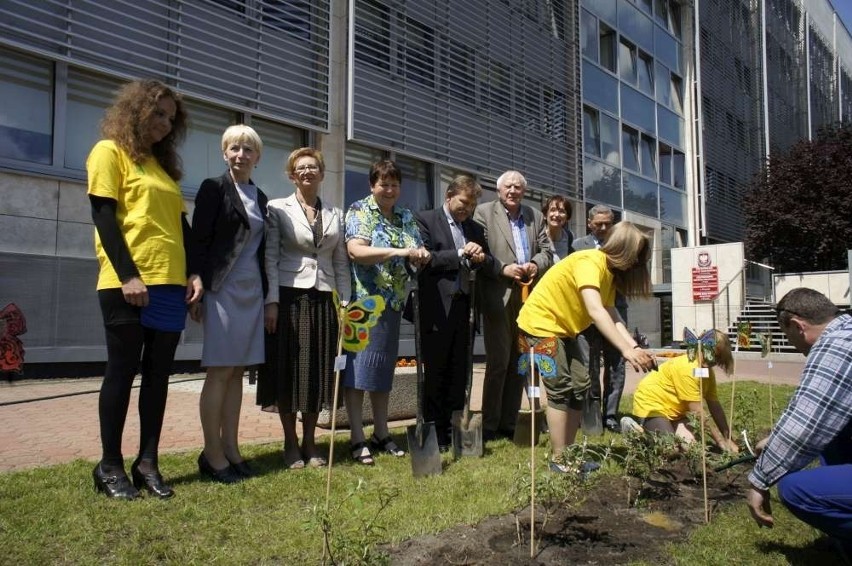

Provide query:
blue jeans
left=777, top=428, right=852, bottom=541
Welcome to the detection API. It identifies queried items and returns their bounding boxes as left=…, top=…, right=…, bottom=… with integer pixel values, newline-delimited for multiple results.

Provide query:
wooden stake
left=696, top=346, right=710, bottom=524
left=728, top=340, right=738, bottom=441
left=529, top=346, right=536, bottom=558
left=323, top=306, right=347, bottom=563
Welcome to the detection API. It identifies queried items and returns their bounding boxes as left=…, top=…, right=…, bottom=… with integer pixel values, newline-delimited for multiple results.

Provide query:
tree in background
left=743, top=123, right=852, bottom=272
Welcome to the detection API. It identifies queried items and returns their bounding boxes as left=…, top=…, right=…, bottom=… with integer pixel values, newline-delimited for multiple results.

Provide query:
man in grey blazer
left=473, top=170, right=552, bottom=441
left=572, top=204, right=627, bottom=433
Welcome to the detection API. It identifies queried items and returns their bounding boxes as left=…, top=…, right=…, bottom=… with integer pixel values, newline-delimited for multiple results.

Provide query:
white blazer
left=264, top=194, right=351, bottom=304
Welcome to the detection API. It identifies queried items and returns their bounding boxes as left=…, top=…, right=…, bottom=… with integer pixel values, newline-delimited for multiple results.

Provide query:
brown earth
left=385, top=461, right=751, bottom=565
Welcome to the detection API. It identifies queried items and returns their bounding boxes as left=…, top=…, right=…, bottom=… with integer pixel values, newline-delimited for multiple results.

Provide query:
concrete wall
left=774, top=270, right=851, bottom=306
left=671, top=242, right=744, bottom=337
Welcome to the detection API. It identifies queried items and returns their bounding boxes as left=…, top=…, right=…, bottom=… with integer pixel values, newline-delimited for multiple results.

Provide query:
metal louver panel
left=349, top=0, right=582, bottom=198
left=0, top=0, right=331, bottom=131
left=698, top=0, right=764, bottom=242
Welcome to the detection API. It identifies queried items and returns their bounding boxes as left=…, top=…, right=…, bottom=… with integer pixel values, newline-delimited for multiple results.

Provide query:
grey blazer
left=473, top=199, right=552, bottom=307
left=264, top=194, right=351, bottom=304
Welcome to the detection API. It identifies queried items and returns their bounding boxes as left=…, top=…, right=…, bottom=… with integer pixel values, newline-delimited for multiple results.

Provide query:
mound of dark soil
left=385, top=463, right=749, bottom=565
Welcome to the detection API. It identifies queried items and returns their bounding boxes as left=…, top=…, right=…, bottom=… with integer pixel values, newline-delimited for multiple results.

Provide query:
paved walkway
left=0, top=353, right=805, bottom=473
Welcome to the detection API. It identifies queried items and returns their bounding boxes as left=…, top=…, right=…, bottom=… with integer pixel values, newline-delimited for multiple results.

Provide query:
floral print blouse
left=344, top=194, right=422, bottom=311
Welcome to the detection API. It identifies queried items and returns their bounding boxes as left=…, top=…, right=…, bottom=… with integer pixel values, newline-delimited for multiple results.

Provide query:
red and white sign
left=692, top=251, right=718, bottom=301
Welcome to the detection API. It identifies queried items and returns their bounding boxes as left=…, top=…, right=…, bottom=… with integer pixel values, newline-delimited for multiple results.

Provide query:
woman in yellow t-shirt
left=517, top=222, right=657, bottom=473
left=88, top=80, right=203, bottom=500
left=632, top=330, right=739, bottom=453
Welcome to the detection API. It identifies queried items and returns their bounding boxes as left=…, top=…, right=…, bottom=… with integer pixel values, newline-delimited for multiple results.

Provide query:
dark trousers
left=422, top=295, right=471, bottom=442
left=582, top=324, right=626, bottom=421
left=777, top=425, right=852, bottom=542
left=98, top=323, right=181, bottom=469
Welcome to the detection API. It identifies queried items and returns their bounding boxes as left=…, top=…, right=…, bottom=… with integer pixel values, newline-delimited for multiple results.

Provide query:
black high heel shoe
left=228, top=459, right=255, bottom=479
left=131, top=460, right=175, bottom=499
left=92, top=463, right=139, bottom=500
left=198, top=452, right=242, bottom=484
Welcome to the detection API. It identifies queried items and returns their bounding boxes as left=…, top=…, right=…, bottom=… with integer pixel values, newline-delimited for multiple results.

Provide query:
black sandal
left=369, top=434, right=405, bottom=457
left=350, top=441, right=375, bottom=466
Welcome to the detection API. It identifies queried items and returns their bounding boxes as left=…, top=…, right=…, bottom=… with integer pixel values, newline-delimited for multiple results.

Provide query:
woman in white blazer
left=258, top=147, right=351, bottom=469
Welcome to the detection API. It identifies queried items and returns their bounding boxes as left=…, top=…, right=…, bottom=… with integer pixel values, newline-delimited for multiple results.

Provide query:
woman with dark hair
left=87, top=79, right=202, bottom=499
left=260, top=147, right=350, bottom=470
left=343, top=160, right=430, bottom=465
left=191, top=125, right=268, bottom=483
left=517, top=221, right=656, bottom=472
left=541, top=195, right=574, bottom=261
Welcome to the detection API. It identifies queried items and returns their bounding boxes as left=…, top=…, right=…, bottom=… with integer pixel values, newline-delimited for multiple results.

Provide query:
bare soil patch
left=385, top=463, right=749, bottom=565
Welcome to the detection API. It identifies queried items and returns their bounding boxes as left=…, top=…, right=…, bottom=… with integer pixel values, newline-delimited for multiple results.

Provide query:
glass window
left=584, top=157, right=621, bottom=207
left=655, top=62, right=670, bottom=107
left=601, top=112, right=620, bottom=165
left=623, top=172, right=658, bottom=218
left=621, top=126, right=639, bottom=172
left=344, top=144, right=387, bottom=209
left=583, top=106, right=601, bottom=156
left=654, top=0, right=668, bottom=27
left=181, top=101, right=238, bottom=194
left=599, top=23, right=617, bottom=72
left=621, top=85, right=655, bottom=132
left=619, top=39, right=637, bottom=84
left=670, top=73, right=683, bottom=113
left=250, top=118, right=304, bottom=200
left=395, top=154, right=434, bottom=213
left=618, top=0, right=653, bottom=51
left=658, top=105, right=684, bottom=146
left=672, top=149, right=685, bottom=189
left=640, top=133, right=656, bottom=178
left=658, top=143, right=672, bottom=185
left=586, top=0, right=616, bottom=24
left=655, top=27, right=680, bottom=72
left=638, top=0, right=653, bottom=14
left=660, top=185, right=686, bottom=226
left=669, top=2, right=682, bottom=38
left=582, top=62, right=619, bottom=114
left=0, top=49, right=52, bottom=164
left=638, top=50, right=654, bottom=95
left=581, top=9, right=599, bottom=63
left=66, top=70, right=120, bottom=170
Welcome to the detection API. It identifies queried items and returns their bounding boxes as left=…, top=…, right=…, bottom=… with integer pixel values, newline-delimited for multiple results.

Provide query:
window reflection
left=599, top=23, right=617, bottom=72
left=658, top=105, right=684, bottom=147
left=601, top=113, right=620, bottom=165
left=583, top=106, right=601, bottom=156
left=622, top=172, right=658, bottom=218
left=0, top=49, right=52, bottom=165
left=660, top=186, right=686, bottom=226
left=619, top=39, right=637, bottom=83
left=658, top=143, right=672, bottom=185
left=581, top=9, right=598, bottom=63
left=584, top=157, right=622, bottom=207
left=621, top=126, right=639, bottom=172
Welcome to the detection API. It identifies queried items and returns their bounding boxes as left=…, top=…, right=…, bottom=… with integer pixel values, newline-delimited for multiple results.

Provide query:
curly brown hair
left=100, top=79, right=188, bottom=181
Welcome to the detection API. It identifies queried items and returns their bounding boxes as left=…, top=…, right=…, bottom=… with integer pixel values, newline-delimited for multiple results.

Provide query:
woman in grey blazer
left=259, top=148, right=351, bottom=469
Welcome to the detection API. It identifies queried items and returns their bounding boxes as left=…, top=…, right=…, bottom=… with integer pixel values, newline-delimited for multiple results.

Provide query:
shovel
left=405, top=273, right=442, bottom=478
left=452, top=269, right=483, bottom=459
left=514, top=345, right=545, bottom=447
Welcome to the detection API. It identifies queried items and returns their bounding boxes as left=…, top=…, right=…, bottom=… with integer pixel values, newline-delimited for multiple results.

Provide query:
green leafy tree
left=743, top=123, right=852, bottom=272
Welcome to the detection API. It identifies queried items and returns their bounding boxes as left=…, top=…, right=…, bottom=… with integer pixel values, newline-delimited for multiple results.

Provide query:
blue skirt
left=343, top=308, right=401, bottom=393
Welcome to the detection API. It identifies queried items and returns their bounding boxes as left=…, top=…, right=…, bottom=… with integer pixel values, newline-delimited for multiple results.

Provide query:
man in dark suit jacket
left=412, top=175, right=495, bottom=450
left=572, top=204, right=627, bottom=433
left=473, top=170, right=552, bottom=441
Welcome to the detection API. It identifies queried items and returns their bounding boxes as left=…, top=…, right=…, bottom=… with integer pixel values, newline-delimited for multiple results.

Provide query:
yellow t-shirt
left=87, top=140, right=187, bottom=290
left=517, top=249, right=615, bottom=338
left=632, top=355, right=719, bottom=420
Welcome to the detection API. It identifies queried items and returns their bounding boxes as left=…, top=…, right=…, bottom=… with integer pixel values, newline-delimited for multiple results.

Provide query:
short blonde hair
left=221, top=124, right=263, bottom=156
left=286, top=147, right=325, bottom=175
left=601, top=221, right=651, bottom=298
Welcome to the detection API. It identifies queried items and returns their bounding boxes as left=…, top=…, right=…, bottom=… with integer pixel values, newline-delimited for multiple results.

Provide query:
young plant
left=305, top=479, right=399, bottom=566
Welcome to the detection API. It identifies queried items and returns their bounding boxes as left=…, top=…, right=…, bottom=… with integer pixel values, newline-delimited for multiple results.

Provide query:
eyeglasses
left=295, top=164, right=320, bottom=173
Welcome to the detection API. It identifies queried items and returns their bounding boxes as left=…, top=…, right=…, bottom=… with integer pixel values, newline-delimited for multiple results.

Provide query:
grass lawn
left=0, top=381, right=835, bottom=564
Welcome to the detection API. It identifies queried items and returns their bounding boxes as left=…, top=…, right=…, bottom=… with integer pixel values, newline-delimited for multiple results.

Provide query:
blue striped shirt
left=749, top=314, right=852, bottom=490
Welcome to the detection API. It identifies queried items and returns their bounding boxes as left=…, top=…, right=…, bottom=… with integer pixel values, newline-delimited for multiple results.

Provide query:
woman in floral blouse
left=343, top=160, right=430, bottom=465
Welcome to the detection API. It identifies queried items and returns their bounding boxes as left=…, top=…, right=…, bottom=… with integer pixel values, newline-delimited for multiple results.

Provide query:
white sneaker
left=620, top=416, right=644, bottom=434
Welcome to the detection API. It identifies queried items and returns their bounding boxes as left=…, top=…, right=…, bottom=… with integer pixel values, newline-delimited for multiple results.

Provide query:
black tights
left=98, top=324, right=180, bottom=471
